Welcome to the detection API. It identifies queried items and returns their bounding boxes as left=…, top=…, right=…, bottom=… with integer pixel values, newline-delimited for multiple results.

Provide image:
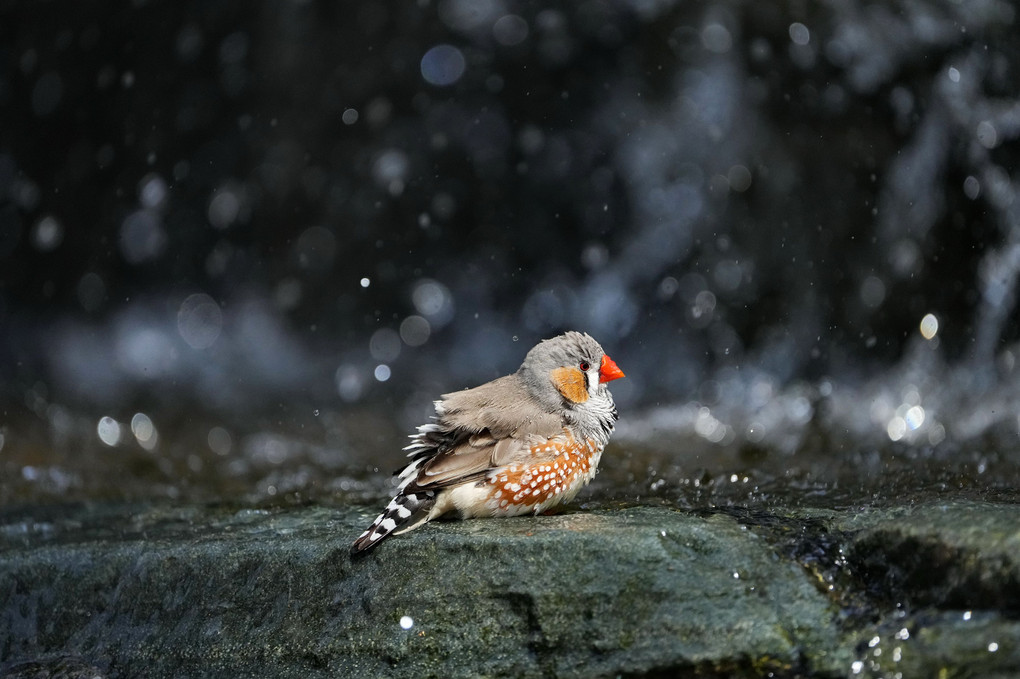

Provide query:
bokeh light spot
left=178, top=293, right=223, bottom=349
left=887, top=417, right=907, bottom=441
left=131, top=412, right=158, bottom=450
left=369, top=328, right=402, bottom=362
left=789, top=22, right=810, bottom=45
left=493, top=15, right=529, bottom=46
left=372, top=149, right=410, bottom=195
left=904, top=405, right=925, bottom=430
left=119, top=210, right=167, bottom=264
left=412, top=279, right=455, bottom=327
left=727, top=164, right=751, bottom=192
left=976, top=120, right=998, bottom=149
left=208, top=187, right=241, bottom=229
left=31, top=215, right=63, bottom=251
left=207, top=426, right=233, bottom=456
left=97, top=416, right=121, bottom=446
left=139, top=173, right=169, bottom=208
left=400, top=315, right=431, bottom=347
left=963, top=176, right=980, bottom=199
left=860, top=276, right=886, bottom=308
left=335, top=365, right=365, bottom=402
left=421, top=44, right=466, bottom=86
left=701, top=23, right=732, bottom=53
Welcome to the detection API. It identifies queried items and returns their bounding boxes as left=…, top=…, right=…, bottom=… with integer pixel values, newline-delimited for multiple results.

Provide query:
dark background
left=2, top=0, right=1019, bottom=505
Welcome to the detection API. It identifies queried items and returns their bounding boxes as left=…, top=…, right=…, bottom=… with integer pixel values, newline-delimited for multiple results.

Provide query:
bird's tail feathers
left=350, top=489, right=436, bottom=555
left=401, top=422, right=448, bottom=460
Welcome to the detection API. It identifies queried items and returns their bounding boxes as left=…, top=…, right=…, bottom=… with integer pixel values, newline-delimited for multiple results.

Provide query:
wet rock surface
left=2, top=497, right=1018, bottom=678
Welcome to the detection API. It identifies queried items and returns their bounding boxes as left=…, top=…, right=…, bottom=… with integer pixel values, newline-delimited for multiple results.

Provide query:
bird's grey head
left=517, top=331, right=608, bottom=411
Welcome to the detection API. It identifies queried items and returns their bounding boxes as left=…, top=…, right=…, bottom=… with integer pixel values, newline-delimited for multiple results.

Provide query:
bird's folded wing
left=414, top=431, right=565, bottom=488
left=403, top=373, right=566, bottom=489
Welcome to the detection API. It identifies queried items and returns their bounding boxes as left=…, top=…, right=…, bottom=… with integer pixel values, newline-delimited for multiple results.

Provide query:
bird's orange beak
left=599, top=354, right=625, bottom=383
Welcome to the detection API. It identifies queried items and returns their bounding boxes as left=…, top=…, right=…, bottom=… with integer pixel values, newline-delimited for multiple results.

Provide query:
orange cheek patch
left=551, top=367, right=589, bottom=403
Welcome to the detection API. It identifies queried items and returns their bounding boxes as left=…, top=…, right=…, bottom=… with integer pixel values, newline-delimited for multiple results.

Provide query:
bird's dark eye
left=579, top=360, right=591, bottom=372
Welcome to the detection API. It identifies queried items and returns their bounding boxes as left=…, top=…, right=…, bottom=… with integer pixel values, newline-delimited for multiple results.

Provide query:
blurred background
left=2, top=0, right=1019, bottom=509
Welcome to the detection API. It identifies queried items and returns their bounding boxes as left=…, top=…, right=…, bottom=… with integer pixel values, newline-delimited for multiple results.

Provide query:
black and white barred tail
left=350, top=435, right=443, bottom=556
left=350, top=486, right=436, bottom=555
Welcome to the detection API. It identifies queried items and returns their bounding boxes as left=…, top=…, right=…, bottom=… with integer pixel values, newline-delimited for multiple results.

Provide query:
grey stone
left=1, top=504, right=847, bottom=678
left=1, top=500, right=1019, bottom=678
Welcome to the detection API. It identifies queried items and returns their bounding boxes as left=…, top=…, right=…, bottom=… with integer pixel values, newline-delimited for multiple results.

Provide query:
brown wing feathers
left=399, top=375, right=562, bottom=491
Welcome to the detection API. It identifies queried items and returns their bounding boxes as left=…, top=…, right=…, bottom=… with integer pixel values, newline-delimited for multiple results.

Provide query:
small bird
left=351, top=331, right=625, bottom=555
